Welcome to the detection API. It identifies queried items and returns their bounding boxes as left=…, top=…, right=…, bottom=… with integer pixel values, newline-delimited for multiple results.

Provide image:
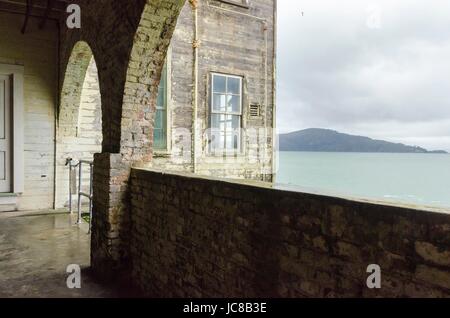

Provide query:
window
left=210, top=73, right=243, bottom=153
left=218, top=0, right=249, bottom=8
left=154, top=62, right=167, bottom=150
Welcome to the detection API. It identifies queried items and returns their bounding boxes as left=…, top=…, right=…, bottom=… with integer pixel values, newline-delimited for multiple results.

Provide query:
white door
left=0, top=75, right=11, bottom=193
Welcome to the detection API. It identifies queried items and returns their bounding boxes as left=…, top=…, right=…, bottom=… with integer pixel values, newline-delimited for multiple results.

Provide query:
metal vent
left=249, top=103, right=261, bottom=117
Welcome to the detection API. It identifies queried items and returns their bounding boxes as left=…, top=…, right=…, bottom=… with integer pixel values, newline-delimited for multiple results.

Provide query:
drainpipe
left=262, top=21, right=269, bottom=181
left=272, top=0, right=277, bottom=183
left=190, top=0, right=199, bottom=174
left=53, top=19, right=61, bottom=209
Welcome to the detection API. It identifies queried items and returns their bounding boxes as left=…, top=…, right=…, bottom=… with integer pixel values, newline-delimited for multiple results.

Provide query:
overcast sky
left=277, top=0, right=450, bottom=151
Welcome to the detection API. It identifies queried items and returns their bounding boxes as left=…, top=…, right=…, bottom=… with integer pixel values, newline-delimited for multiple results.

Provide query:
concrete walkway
left=0, top=212, right=123, bottom=298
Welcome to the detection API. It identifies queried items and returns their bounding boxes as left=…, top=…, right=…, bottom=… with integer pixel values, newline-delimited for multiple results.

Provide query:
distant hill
left=279, top=128, right=448, bottom=154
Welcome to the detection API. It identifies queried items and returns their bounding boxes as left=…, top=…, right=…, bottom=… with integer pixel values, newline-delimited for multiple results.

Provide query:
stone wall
left=129, top=168, right=450, bottom=297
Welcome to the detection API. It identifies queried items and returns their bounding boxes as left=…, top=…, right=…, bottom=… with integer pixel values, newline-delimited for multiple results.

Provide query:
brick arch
left=120, top=0, right=186, bottom=165
left=56, top=40, right=103, bottom=208
left=84, top=0, right=187, bottom=276
left=59, top=41, right=96, bottom=138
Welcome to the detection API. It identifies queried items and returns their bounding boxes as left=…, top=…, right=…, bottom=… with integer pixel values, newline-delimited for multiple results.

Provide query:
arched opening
left=56, top=41, right=102, bottom=210
left=89, top=0, right=186, bottom=275
left=119, top=0, right=186, bottom=166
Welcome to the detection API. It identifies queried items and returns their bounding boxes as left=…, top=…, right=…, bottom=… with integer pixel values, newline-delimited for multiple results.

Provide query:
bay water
left=276, top=152, right=450, bottom=209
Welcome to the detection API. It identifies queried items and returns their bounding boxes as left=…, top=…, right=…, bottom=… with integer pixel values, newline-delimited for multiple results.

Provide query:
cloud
left=277, top=0, right=450, bottom=151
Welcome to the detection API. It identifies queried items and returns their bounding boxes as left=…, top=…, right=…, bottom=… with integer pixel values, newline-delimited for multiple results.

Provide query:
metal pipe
left=68, top=161, right=72, bottom=213
left=77, top=161, right=82, bottom=224
left=190, top=0, right=199, bottom=174
left=262, top=22, right=269, bottom=181
left=88, top=162, right=93, bottom=234
left=272, top=0, right=278, bottom=183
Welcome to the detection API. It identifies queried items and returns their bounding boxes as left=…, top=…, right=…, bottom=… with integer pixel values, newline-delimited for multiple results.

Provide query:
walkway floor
left=0, top=211, right=125, bottom=298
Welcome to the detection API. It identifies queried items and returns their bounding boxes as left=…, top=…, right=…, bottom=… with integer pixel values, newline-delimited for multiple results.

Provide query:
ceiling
left=0, top=0, right=70, bottom=32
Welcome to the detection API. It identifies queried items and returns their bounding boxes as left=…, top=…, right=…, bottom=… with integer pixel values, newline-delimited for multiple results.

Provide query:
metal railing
left=66, top=158, right=94, bottom=233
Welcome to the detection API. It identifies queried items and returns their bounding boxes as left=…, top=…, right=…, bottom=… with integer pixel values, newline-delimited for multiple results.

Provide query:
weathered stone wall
left=151, top=0, right=276, bottom=181
left=130, top=168, right=450, bottom=298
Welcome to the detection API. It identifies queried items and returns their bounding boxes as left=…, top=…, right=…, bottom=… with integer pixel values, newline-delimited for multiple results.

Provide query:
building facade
left=151, top=0, right=276, bottom=181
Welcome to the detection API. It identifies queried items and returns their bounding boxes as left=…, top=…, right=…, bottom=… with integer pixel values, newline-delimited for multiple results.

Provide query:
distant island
left=279, top=128, right=448, bottom=154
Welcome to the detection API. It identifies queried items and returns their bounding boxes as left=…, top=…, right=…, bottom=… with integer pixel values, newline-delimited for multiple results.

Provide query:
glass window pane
left=210, top=113, right=241, bottom=151
left=156, top=87, right=165, bottom=109
left=227, top=95, right=241, bottom=113
left=213, top=75, right=226, bottom=93
left=154, top=108, right=167, bottom=149
left=154, top=61, right=168, bottom=149
left=232, top=115, right=240, bottom=150
left=227, top=77, right=241, bottom=95
left=211, top=114, right=222, bottom=150
left=154, top=109, right=162, bottom=129
left=154, top=129, right=166, bottom=149
left=213, top=93, right=227, bottom=112
left=232, top=115, right=240, bottom=130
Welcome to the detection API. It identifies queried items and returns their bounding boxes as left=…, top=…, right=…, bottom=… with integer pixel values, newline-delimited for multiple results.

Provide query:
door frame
left=0, top=64, right=24, bottom=194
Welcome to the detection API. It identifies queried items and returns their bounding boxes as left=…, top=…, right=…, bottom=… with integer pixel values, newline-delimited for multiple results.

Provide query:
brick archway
left=59, top=41, right=96, bottom=138
left=56, top=41, right=102, bottom=208
left=86, top=0, right=186, bottom=277
left=120, top=0, right=186, bottom=165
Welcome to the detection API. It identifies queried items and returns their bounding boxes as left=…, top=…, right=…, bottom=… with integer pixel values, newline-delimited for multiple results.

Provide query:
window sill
left=153, top=151, right=172, bottom=159
left=207, top=151, right=245, bottom=158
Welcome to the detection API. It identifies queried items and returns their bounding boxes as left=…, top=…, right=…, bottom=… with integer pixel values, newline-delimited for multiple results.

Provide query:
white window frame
left=209, top=72, right=243, bottom=155
left=153, top=49, right=172, bottom=155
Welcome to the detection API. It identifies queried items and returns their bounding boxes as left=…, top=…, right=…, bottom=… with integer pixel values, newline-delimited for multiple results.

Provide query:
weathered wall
left=151, top=0, right=276, bottom=181
left=0, top=13, right=57, bottom=210
left=130, top=168, right=450, bottom=298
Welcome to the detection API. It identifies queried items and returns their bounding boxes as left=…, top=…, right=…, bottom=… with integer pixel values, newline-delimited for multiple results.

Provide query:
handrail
left=66, top=158, right=94, bottom=234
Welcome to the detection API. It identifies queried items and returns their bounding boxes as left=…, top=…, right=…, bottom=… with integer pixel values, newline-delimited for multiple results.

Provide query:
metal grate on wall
left=249, top=103, right=261, bottom=117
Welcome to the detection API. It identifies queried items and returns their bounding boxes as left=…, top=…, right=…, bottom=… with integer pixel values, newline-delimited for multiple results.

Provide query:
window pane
left=210, top=114, right=241, bottom=151
left=156, top=86, right=165, bottom=109
left=232, top=115, right=240, bottom=150
left=213, top=75, right=226, bottom=93
left=154, top=61, right=168, bottom=149
left=213, top=93, right=227, bottom=112
left=227, top=94, right=241, bottom=113
left=227, top=77, right=241, bottom=95
left=232, top=115, right=240, bottom=130
left=211, top=114, right=222, bottom=150
left=155, top=109, right=163, bottom=129
left=154, top=129, right=166, bottom=149
left=154, top=109, right=167, bottom=149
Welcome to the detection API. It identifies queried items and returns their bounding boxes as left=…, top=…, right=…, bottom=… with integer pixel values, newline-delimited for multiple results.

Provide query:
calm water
left=276, top=152, right=450, bottom=209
